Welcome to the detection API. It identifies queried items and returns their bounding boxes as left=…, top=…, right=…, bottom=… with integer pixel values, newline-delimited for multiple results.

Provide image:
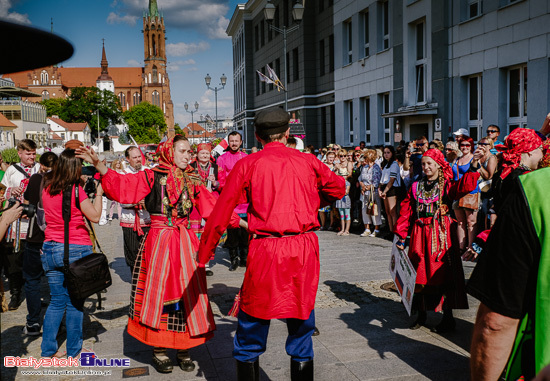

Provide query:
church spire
left=149, top=0, right=159, bottom=18
left=97, top=39, right=113, bottom=82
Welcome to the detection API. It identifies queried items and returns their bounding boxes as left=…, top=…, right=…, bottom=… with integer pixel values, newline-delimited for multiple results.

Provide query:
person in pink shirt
left=217, top=131, right=249, bottom=271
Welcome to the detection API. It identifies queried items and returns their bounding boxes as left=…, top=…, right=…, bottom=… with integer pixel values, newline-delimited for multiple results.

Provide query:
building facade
left=227, top=0, right=335, bottom=149
left=1, top=0, right=175, bottom=135
left=334, top=0, right=550, bottom=147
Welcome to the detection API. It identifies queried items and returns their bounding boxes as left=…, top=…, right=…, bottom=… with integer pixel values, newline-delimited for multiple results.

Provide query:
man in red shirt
left=198, top=108, right=345, bottom=381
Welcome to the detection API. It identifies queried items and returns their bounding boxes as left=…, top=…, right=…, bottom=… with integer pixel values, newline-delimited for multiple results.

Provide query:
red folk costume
left=394, top=149, right=479, bottom=311
left=198, top=142, right=345, bottom=320
left=100, top=138, right=240, bottom=349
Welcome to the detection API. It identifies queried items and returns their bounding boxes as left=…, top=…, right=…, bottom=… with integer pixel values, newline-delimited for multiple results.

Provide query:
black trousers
left=122, top=226, right=150, bottom=269
left=1, top=240, right=25, bottom=291
left=226, top=227, right=248, bottom=252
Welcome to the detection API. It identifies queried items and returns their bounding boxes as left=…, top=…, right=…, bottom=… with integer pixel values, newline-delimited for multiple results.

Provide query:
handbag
left=366, top=186, right=379, bottom=216
left=458, top=192, right=480, bottom=210
left=60, top=184, right=112, bottom=300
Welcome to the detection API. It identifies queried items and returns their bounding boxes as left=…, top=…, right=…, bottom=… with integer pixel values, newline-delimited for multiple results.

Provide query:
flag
left=129, top=134, right=146, bottom=166
left=212, top=136, right=229, bottom=157
left=256, top=70, right=273, bottom=85
left=266, top=64, right=284, bottom=91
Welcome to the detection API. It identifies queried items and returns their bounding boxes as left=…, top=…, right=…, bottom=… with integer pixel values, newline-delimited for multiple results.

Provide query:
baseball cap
left=453, top=128, right=470, bottom=137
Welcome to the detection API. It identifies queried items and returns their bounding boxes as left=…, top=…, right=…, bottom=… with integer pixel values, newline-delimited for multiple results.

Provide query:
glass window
left=382, top=0, right=390, bottom=50
left=152, top=90, right=160, bottom=107
left=42, top=90, right=50, bottom=100
left=152, top=65, right=158, bottom=83
left=415, top=21, right=426, bottom=104
left=133, top=92, right=141, bottom=106
left=362, top=10, right=370, bottom=57
left=118, top=92, right=126, bottom=108
left=507, top=65, right=527, bottom=133
left=344, top=19, right=352, bottom=65
left=319, top=39, right=325, bottom=76
left=329, top=34, right=335, bottom=72
left=362, top=97, right=371, bottom=144
left=468, top=0, right=481, bottom=18
left=293, top=48, right=299, bottom=81
left=41, top=70, right=48, bottom=85
left=345, top=100, right=354, bottom=145
left=382, top=93, right=391, bottom=144
left=468, top=75, right=483, bottom=141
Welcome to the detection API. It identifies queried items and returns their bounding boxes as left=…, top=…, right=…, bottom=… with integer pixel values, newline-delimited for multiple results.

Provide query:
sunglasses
left=445, top=148, right=454, bottom=152
left=339, top=155, right=346, bottom=157
left=416, top=143, right=426, bottom=147
left=487, top=130, right=498, bottom=133
left=460, top=144, right=471, bottom=147
left=478, top=142, right=490, bottom=146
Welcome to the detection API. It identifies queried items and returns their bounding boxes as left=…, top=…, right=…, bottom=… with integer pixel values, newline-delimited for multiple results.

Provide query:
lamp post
left=264, top=0, right=304, bottom=111
left=184, top=101, right=199, bottom=143
left=204, top=73, right=227, bottom=137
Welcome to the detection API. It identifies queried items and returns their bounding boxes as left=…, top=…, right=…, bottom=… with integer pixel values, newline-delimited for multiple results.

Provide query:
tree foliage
left=40, top=98, right=66, bottom=117
left=174, top=123, right=184, bottom=136
left=41, top=87, right=122, bottom=140
left=123, top=102, right=167, bottom=144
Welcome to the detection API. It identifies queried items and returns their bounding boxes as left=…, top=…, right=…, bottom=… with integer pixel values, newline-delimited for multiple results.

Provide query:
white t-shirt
left=380, top=161, right=401, bottom=187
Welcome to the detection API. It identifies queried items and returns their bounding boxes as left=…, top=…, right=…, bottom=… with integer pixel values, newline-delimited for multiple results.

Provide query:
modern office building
left=227, top=0, right=335, bottom=148
left=334, top=0, right=550, bottom=146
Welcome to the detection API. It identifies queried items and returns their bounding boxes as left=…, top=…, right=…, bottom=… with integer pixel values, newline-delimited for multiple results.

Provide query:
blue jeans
left=40, top=241, right=92, bottom=358
left=233, top=309, right=315, bottom=362
left=23, top=242, right=45, bottom=325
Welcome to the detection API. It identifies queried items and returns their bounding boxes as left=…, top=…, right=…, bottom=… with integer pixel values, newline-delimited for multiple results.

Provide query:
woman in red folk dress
left=394, top=149, right=479, bottom=333
left=77, top=136, right=242, bottom=374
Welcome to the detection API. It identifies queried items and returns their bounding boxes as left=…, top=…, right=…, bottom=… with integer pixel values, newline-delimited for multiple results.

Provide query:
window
left=329, top=34, right=335, bottom=72
left=468, top=75, right=483, bottom=141
left=362, top=97, right=371, bottom=144
left=256, top=72, right=260, bottom=96
left=42, top=90, right=50, bottom=100
left=61, top=133, right=65, bottom=140
left=345, top=100, right=354, bottom=145
left=152, top=90, right=160, bottom=107
left=468, top=0, right=481, bottom=18
left=381, top=0, right=390, bottom=50
left=362, top=10, right=370, bottom=57
left=118, top=92, right=126, bottom=108
left=268, top=62, right=274, bottom=91
left=343, top=19, right=352, bottom=65
left=152, top=65, right=158, bottom=83
left=261, top=20, right=265, bottom=47
left=276, top=58, right=281, bottom=86
left=286, top=52, right=291, bottom=83
left=507, top=65, right=527, bottom=132
left=133, top=92, right=141, bottom=106
left=319, top=39, right=325, bottom=76
left=415, top=21, right=426, bottom=104
left=41, top=70, right=48, bottom=85
left=328, top=0, right=333, bottom=6
left=382, top=93, right=391, bottom=144
left=283, top=0, right=289, bottom=27
left=293, top=48, right=299, bottom=81
left=255, top=25, right=259, bottom=51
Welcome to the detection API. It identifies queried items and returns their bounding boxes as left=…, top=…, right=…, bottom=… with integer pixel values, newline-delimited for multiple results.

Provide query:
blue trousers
left=233, top=309, right=315, bottom=362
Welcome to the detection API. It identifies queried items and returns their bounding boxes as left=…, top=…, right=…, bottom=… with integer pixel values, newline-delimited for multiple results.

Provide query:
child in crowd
left=335, top=167, right=351, bottom=236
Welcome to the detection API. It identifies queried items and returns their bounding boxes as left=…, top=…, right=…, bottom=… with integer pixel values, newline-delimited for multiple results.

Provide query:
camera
left=5, top=197, right=36, bottom=218
left=82, top=165, right=98, bottom=199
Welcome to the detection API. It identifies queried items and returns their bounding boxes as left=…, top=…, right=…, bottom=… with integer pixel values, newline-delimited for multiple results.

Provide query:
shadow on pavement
left=325, top=280, right=472, bottom=380
left=110, top=257, right=132, bottom=284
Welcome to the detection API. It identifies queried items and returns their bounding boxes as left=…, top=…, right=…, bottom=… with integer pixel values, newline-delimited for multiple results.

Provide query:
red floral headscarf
left=423, top=149, right=453, bottom=180
left=197, top=143, right=212, bottom=153
left=495, top=128, right=542, bottom=179
left=153, top=136, right=194, bottom=205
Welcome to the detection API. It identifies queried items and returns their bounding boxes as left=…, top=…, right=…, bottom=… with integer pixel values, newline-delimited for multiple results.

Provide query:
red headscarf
left=423, top=148, right=453, bottom=180
left=495, top=128, right=542, bottom=179
left=153, top=136, right=195, bottom=205
left=197, top=143, right=212, bottom=153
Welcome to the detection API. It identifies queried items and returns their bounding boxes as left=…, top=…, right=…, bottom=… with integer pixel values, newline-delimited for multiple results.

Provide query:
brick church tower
left=143, top=0, right=175, bottom=136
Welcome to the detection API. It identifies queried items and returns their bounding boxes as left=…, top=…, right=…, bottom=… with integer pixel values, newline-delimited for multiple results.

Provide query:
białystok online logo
left=4, top=352, right=130, bottom=368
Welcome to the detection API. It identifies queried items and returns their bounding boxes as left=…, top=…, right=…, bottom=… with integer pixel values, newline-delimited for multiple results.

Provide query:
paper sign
left=389, top=236, right=417, bottom=316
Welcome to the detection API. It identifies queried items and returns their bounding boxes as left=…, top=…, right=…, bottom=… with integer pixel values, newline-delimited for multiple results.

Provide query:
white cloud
left=127, top=59, right=141, bottom=67
left=0, top=0, right=31, bottom=24
left=166, top=41, right=210, bottom=57
left=114, top=0, right=231, bottom=39
left=106, top=12, right=138, bottom=26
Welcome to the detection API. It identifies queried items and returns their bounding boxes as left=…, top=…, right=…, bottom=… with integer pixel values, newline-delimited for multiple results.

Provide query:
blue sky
left=0, top=0, right=242, bottom=127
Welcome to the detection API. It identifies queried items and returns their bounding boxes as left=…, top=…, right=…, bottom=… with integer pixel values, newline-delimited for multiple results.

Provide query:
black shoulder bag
left=61, top=184, right=112, bottom=300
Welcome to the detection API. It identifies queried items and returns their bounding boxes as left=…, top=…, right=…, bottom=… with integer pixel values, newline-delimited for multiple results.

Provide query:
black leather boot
left=291, top=359, right=313, bottom=381
left=8, top=273, right=23, bottom=311
left=239, top=248, right=248, bottom=267
left=228, top=249, right=239, bottom=272
left=236, top=359, right=259, bottom=381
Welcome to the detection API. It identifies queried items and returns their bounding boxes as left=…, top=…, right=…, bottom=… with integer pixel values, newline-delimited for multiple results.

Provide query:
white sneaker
left=360, top=229, right=372, bottom=237
left=369, top=230, right=380, bottom=237
left=98, top=219, right=108, bottom=226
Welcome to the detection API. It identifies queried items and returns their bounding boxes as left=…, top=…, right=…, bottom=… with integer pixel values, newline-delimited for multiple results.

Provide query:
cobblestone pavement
left=1, top=221, right=480, bottom=380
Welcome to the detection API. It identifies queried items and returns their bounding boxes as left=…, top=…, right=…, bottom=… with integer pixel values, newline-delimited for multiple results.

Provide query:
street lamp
left=184, top=101, right=199, bottom=142
left=204, top=73, right=227, bottom=137
left=264, top=0, right=304, bottom=111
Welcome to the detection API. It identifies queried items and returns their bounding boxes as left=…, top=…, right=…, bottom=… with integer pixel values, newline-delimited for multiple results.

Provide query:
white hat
left=453, top=128, right=469, bottom=137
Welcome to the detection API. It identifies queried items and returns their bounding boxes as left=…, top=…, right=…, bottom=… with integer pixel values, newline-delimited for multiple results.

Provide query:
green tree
left=123, top=102, right=167, bottom=144
left=174, top=122, right=184, bottom=136
left=40, top=98, right=67, bottom=117
left=61, top=87, right=122, bottom=140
